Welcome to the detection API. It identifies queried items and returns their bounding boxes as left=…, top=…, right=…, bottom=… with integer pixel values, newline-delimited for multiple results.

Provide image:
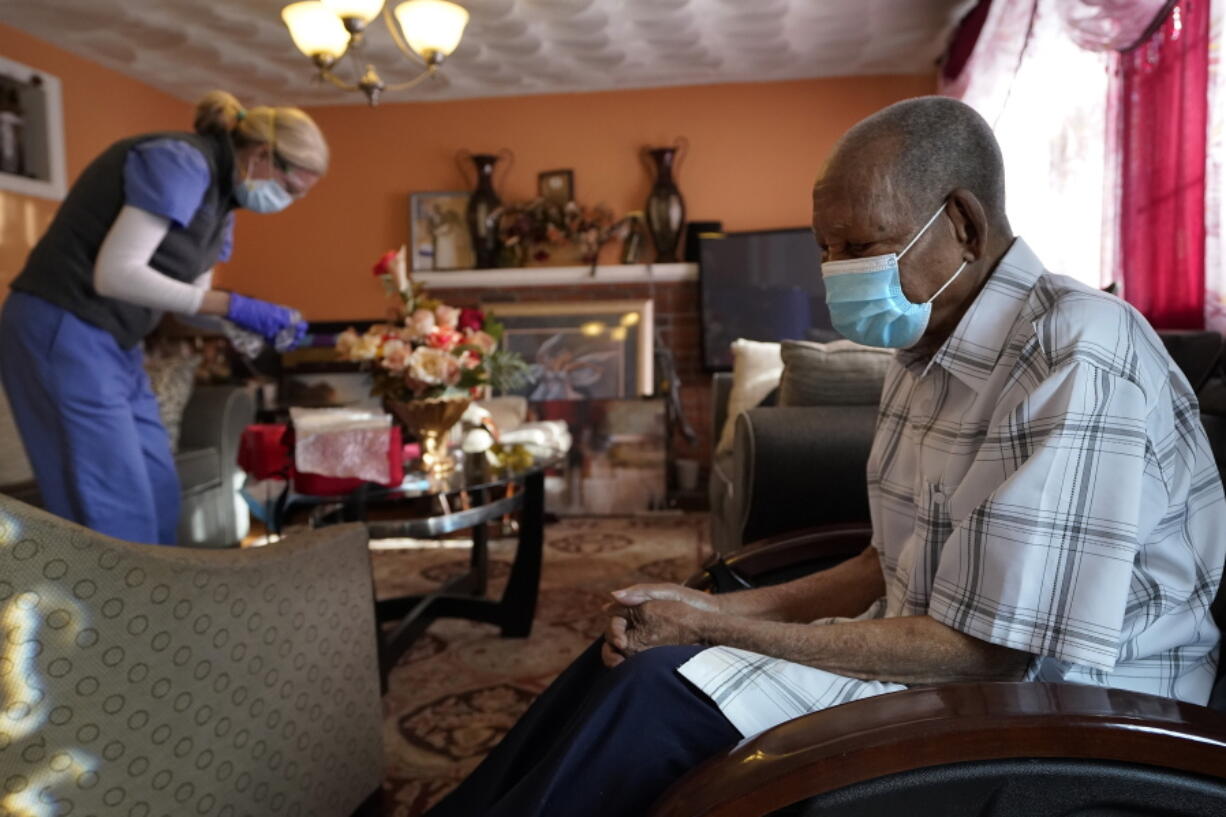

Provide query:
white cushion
left=715, top=339, right=783, bottom=457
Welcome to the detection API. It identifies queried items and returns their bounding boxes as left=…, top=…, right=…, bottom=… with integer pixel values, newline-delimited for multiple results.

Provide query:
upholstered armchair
left=653, top=522, right=1226, bottom=816
left=0, top=495, right=384, bottom=816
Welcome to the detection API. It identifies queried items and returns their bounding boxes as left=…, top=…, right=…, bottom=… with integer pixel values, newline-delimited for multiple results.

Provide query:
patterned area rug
left=370, top=514, right=712, bottom=816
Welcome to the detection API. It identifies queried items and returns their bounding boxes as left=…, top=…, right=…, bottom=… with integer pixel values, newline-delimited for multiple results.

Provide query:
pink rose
left=380, top=338, right=411, bottom=372
left=408, top=346, right=461, bottom=386
left=426, top=327, right=464, bottom=352
left=335, top=327, right=361, bottom=357
left=435, top=305, right=461, bottom=330
left=465, top=329, right=497, bottom=355
left=458, top=307, right=484, bottom=332
left=407, top=308, right=436, bottom=341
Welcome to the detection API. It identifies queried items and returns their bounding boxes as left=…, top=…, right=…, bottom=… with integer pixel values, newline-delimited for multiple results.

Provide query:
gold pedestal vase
left=388, top=395, right=472, bottom=477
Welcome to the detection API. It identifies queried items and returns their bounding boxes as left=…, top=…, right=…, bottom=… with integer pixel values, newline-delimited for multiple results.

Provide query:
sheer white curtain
left=942, top=0, right=1113, bottom=287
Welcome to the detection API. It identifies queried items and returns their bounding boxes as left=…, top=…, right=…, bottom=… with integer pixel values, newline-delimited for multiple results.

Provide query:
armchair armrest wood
left=650, top=682, right=1226, bottom=817
left=687, top=525, right=872, bottom=591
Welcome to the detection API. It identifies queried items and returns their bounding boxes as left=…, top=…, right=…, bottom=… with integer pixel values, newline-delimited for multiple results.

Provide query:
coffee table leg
left=498, top=469, right=544, bottom=637
left=469, top=488, right=489, bottom=597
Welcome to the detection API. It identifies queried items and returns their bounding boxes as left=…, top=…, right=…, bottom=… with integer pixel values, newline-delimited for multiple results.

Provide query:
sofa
left=710, top=330, right=1226, bottom=555
left=0, top=381, right=255, bottom=547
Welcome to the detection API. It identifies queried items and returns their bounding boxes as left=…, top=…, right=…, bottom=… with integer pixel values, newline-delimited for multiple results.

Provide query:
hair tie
left=236, top=109, right=247, bottom=122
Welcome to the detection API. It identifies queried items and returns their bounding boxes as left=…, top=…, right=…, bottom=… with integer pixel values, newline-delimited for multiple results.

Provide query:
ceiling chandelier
left=281, top=0, right=469, bottom=106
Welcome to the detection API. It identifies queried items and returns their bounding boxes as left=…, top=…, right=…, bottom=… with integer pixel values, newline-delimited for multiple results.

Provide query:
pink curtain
left=1116, top=0, right=1210, bottom=329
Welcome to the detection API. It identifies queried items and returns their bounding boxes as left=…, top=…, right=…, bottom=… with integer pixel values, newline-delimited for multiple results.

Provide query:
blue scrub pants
left=1, top=291, right=180, bottom=545
left=424, top=640, right=740, bottom=817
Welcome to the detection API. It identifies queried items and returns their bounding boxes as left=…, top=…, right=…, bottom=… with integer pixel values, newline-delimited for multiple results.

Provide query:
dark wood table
left=293, top=455, right=556, bottom=690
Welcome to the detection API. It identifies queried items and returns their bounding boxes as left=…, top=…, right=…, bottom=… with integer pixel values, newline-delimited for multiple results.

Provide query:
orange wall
left=221, top=74, right=934, bottom=320
left=0, top=26, right=933, bottom=320
left=0, top=24, right=187, bottom=303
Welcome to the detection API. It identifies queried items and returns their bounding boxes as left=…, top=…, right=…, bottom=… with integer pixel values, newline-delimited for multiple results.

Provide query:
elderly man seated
left=425, top=96, right=1226, bottom=817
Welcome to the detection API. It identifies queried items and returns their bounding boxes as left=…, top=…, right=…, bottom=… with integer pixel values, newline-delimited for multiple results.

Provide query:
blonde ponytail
left=193, top=90, right=244, bottom=136
left=192, top=90, right=330, bottom=176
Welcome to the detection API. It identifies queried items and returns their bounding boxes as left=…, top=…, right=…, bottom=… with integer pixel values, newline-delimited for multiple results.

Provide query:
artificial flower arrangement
left=334, top=247, right=529, bottom=401
left=497, top=198, right=630, bottom=267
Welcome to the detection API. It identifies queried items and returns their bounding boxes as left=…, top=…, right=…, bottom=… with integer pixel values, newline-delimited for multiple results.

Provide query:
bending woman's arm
left=94, top=204, right=231, bottom=315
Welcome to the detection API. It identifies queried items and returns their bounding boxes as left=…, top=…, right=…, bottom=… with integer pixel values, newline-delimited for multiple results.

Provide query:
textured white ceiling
left=1, top=0, right=974, bottom=106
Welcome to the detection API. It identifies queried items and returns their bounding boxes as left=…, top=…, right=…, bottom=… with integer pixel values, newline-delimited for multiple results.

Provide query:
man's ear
left=946, top=189, right=987, bottom=262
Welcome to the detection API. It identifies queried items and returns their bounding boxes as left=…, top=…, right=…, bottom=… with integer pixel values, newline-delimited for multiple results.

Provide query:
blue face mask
left=234, top=177, right=293, bottom=214
left=821, top=201, right=969, bottom=349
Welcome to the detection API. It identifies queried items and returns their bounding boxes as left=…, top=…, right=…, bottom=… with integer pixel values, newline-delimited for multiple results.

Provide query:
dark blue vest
left=11, top=131, right=236, bottom=348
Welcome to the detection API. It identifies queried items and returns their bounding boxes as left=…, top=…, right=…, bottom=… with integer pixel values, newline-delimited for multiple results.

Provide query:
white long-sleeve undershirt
left=94, top=204, right=213, bottom=314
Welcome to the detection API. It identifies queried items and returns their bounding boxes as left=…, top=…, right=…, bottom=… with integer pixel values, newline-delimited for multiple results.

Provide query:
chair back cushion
left=0, top=496, right=384, bottom=815
left=778, top=340, right=892, bottom=407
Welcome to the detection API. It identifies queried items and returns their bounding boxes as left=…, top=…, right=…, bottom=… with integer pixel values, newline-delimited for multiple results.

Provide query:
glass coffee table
left=285, top=452, right=560, bottom=689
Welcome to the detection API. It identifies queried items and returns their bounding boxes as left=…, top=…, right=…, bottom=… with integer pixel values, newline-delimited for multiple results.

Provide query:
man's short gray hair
left=832, top=96, right=1007, bottom=226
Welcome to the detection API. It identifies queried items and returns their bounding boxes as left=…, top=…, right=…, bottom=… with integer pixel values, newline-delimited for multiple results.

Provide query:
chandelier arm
left=382, top=64, right=441, bottom=93
left=382, top=1, right=428, bottom=66
left=317, top=66, right=361, bottom=91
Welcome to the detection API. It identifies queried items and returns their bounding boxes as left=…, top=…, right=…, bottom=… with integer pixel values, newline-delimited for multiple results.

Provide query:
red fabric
left=1118, top=0, right=1210, bottom=329
left=239, top=422, right=406, bottom=492
left=238, top=424, right=292, bottom=480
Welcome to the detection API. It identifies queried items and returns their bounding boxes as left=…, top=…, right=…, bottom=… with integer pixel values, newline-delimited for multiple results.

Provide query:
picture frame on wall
left=409, top=191, right=475, bottom=272
left=537, top=169, right=574, bottom=206
left=484, top=299, right=654, bottom=401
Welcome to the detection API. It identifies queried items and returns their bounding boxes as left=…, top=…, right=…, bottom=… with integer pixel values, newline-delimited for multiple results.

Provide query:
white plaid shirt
left=681, top=238, right=1226, bottom=738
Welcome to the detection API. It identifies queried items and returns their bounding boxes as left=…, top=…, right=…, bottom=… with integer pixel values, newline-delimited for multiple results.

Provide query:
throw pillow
left=715, top=339, right=784, bottom=457
left=778, top=339, right=893, bottom=407
left=143, top=348, right=202, bottom=452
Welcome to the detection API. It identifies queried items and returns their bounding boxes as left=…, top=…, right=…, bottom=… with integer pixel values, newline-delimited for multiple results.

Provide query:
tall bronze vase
left=643, top=137, right=688, bottom=263
left=458, top=149, right=513, bottom=269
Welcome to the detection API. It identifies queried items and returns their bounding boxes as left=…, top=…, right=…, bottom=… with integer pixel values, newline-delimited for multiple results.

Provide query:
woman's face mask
left=234, top=155, right=294, bottom=214
left=820, top=201, right=968, bottom=349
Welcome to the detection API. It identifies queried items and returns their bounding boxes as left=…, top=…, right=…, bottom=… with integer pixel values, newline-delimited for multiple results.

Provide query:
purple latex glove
left=226, top=292, right=300, bottom=343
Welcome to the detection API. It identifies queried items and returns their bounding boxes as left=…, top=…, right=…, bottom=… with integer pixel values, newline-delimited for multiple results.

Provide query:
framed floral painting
left=482, top=299, right=654, bottom=400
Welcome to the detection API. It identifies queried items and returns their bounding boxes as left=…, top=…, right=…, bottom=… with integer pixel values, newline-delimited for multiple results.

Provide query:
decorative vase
left=643, top=137, right=688, bottom=263
left=388, top=394, right=472, bottom=477
left=457, top=148, right=513, bottom=270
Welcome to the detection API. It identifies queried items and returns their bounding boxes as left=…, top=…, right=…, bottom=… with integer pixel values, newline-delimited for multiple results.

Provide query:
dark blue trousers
left=425, top=640, right=740, bottom=817
left=1, top=292, right=180, bottom=544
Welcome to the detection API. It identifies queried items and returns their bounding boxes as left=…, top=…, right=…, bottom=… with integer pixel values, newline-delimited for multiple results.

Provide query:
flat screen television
left=698, top=227, right=839, bottom=371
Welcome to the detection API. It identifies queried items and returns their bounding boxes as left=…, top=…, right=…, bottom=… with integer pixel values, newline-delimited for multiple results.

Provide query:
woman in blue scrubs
left=0, top=90, right=327, bottom=545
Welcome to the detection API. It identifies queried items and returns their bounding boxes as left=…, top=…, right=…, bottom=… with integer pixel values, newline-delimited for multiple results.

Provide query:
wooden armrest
left=650, top=682, right=1226, bottom=817
left=686, top=524, right=872, bottom=591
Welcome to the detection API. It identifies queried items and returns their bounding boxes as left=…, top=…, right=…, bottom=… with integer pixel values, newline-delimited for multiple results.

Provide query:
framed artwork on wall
left=409, top=190, right=475, bottom=272
left=537, top=168, right=574, bottom=206
left=0, top=55, right=66, bottom=201
left=484, top=299, right=654, bottom=401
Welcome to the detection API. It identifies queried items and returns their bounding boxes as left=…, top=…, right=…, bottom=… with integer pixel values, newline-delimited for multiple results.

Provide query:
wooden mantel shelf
left=415, top=262, right=698, bottom=289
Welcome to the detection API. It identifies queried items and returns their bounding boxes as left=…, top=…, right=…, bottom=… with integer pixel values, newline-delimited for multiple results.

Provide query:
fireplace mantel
left=415, top=262, right=697, bottom=289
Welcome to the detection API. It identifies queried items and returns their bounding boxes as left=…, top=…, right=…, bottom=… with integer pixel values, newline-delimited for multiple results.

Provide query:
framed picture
left=537, top=169, right=573, bottom=206
left=410, top=191, right=475, bottom=272
left=484, top=299, right=654, bottom=400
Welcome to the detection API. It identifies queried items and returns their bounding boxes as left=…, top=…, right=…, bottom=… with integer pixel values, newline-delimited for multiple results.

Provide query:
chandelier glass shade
left=281, top=0, right=469, bottom=105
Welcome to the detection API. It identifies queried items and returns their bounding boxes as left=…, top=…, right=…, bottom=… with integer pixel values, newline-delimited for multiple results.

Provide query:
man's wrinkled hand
left=609, top=582, right=723, bottom=613
left=601, top=599, right=708, bottom=667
